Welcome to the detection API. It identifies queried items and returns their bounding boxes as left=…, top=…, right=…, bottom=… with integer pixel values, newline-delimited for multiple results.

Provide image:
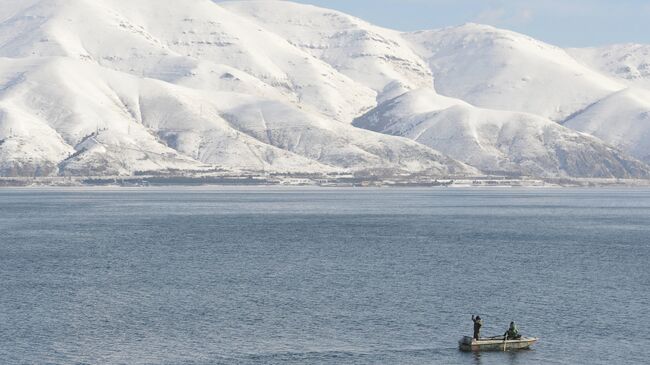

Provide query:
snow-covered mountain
left=0, top=0, right=649, bottom=179
left=404, top=24, right=625, bottom=122
left=353, top=88, right=649, bottom=178
left=0, top=0, right=474, bottom=177
left=563, top=45, right=650, bottom=164
left=569, top=44, right=650, bottom=90
left=564, top=88, right=650, bottom=164
left=0, top=0, right=377, bottom=123
left=222, top=0, right=433, bottom=102
left=0, top=55, right=472, bottom=177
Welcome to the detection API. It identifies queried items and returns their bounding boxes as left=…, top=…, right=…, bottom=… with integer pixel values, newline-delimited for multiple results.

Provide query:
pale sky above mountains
left=223, top=0, right=650, bottom=47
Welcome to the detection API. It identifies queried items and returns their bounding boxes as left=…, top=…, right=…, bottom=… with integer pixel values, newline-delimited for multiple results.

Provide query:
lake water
left=1, top=187, right=649, bottom=364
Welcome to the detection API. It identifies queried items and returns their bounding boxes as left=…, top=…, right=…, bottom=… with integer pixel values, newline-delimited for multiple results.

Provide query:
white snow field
left=0, top=0, right=649, bottom=179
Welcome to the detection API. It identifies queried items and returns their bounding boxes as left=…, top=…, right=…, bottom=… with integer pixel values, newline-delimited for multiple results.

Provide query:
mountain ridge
left=1, top=0, right=649, bottom=179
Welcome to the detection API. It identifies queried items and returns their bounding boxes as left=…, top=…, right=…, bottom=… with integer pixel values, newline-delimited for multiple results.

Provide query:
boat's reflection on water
left=469, top=349, right=532, bottom=365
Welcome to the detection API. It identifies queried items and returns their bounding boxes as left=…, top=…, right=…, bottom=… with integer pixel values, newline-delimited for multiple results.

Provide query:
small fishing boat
left=458, top=336, right=538, bottom=352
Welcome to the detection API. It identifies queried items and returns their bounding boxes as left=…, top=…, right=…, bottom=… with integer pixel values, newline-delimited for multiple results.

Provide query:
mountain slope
left=404, top=24, right=624, bottom=122
left=221, top=0, right=433, bottom=102
left=564, top=45, right=650, bottom=162
left=568, top=44, right=650, bottom=90
left=0, top=0, right=649, bottom=180
left=0, top=56, right=473, bottom=176
left=564, top=88, right=650, bottom=164
left=0, top=0, right=480, bottom=177
left=354, top=88, right=650, bottom=178
left=0, top=0, right=376, bottom=123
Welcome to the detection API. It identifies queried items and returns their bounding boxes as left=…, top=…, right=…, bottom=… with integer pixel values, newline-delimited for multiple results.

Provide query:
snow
left=354, top=88, right=650, bottom=178
left=564, top=88, right=650, bottom=164
left=568, top=44, right=650, bottom=90
left=0, top=0, right=377, bottom=123
left=0, top=0, right=649, bottom=179
left=0, top=55, right=470, bottom=176
left=0, top=0, right=475, bottom=177
left=222, top=0, right=433, bottom=101
left=404, top=24, right=624, bottom=122
left=565, top=45, right=650, bottom=163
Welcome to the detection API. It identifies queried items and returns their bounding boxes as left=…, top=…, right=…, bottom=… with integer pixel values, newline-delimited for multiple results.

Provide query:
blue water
left=1, top=187, right=649, bottom=364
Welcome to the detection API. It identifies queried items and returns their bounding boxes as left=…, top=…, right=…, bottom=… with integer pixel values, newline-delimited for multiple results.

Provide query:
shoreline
left=2, top=174, right=650, bottom=188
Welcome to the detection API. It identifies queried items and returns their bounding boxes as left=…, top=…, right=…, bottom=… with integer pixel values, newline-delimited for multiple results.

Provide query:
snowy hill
left=353, top=88, right=649, bottom=178
left=564, top=88, right=650, bottom=164
left=404, top=24, right=624, bottom=122
left=0, top=0, right=376, bottom=122
left=566, top=45, right=650, bottom=163
left=221, top=0, right=433, bottom=102
left=0, top=0, right=475, bottom=177
left=0, top=56, right=471, bottom=176
left=0, top=0, right=649, bottom=179
left=569, top=44, right=650, bottom=90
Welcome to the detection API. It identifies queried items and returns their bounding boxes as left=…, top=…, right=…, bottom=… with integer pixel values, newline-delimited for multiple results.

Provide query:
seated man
left=504, top=321, right=521, bottom=339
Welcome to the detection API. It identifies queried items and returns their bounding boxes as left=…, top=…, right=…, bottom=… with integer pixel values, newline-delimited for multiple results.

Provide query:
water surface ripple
left=1, top=187, right=649, bottom=364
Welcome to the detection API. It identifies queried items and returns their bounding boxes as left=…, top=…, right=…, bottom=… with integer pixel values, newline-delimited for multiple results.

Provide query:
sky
left=274, top=0, right=650, bottom=47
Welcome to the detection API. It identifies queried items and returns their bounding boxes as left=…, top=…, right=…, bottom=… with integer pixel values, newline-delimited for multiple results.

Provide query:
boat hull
left=458, top=336, right=538, bottom=352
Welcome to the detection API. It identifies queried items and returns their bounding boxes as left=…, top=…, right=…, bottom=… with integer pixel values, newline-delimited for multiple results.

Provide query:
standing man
left=472, top=315, right=482, bottom=340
